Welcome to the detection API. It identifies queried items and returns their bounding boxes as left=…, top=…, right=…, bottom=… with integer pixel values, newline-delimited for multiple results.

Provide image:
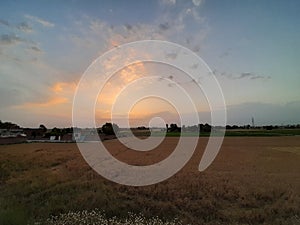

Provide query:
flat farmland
left=0, top=137, right=300, bottom=224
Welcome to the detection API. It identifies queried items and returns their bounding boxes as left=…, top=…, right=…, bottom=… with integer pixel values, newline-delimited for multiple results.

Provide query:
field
left=158, top=128, right=300, bottom=137
left=1, top=136, right=300, bottom=224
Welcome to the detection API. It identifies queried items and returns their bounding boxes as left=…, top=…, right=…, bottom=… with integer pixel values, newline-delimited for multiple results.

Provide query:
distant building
left=0, top=128, right=24, bottom=137
left=0, top=128, right=27, bottom=144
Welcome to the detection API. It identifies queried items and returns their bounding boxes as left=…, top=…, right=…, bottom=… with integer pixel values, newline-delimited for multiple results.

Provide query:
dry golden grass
left=0, top=137, right=300, bottom=224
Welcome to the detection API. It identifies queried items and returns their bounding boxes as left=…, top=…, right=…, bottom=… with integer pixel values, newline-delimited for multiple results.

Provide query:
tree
left=168, top=123, right=181, bottom=132
left=39, top=124, right=47, bottom=132
left=0, top=121, right=19, bottom=129
left=200, top=123, right=211, bottom=133
left=102, top=123, right=119, bottom=135
left=50, top=127, right=61, bottom=137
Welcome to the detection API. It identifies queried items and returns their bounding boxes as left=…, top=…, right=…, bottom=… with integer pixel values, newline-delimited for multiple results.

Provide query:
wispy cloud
left=24, top=14, right=54, bottom=27
left=159, top=22, right=170, bottom=31
left=192, top=0, right=204, bottom=7
left=250, top=75, right=270, bottom=80
left=16, top=97, right=69, bottom=108
left=0, top=19, right=33, bottom=32
left=0, top=17, right=45, bottom=63
left=13, top=81, right=76, bottom=111
left=1, top=1, right=209, bottom=126
left=236, top=72, right=270, bottom=80
left=238, top=72, right=252, bottom=79
left=17, top=22, right=33, bottom=33
left=26, top=45, right=41, bottom=52
left=0, top=34, right=24, bottom=45
left=212, top=69, right=270, bottom=81
left=67, top=0, right=208, bottom=59
left=160, top=0, right=176, bottom=6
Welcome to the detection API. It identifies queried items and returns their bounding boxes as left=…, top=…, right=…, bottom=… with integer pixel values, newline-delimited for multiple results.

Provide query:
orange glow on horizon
left=14, top=96, right=69, bottom=109
left=14, top=81, right=76, bottom=110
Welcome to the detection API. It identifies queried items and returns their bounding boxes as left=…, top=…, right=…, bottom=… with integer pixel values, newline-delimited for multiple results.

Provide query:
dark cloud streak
left=212, top=69, right=270, bottom=81
left=159, top=22, right=170, bottom=31
left=29, top=46, right=42, bottom=52
left=0, top=34, right=24, bottom=45
left=17, top=22, right=33, bottom=33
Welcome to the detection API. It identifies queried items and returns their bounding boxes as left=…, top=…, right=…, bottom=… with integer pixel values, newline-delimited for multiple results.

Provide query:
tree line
left=1, top=120, right=300, bottom=137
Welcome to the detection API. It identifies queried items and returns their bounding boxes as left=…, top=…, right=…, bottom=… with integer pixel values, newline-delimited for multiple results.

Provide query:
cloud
left=124, top=24, right=132, bottom=31
left=179, top=7, right=204, bottom=24
left=0, top=42, right=73, bottom=110
left=95, top=62, right=147, bottom=107
left=250, top=75, right=271, bottom=80
left=13, top=81, right=76, bottom=113
left=239, top=72, right=252, bottom=79
left=29, top=46, right=42, bottom=52
left=0, top=2, right=210, bottom=127
left=0, top=19, right=38, bottom=47
left=0, top=19, right=33, bottom=33
left=66, top=0, right=208, bottom=63
left=17, top=22, right=33, bottom=33
left=161, top=0, right=176, bottom=5
left=51, top=82, right=77, bottom=94
left=236, top=72, right=270, bottom=80
left=192, top=0, right=204, bottom=7
left=0, top=34, right=24, bottom=45
left=0, top=19, right=33, bottom=32
left=213, top=69, right=270, bottom=81
left=67, top=16, right=166, bottom=58
left=159, top=22, right=170, bottom=31
left=16, top=97, right=69, bottom=108
left=24, top=14, right=54, bottom=27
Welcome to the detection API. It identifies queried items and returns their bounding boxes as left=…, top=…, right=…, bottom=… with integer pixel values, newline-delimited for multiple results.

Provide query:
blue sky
left=0, top=0, right=299, bottom=127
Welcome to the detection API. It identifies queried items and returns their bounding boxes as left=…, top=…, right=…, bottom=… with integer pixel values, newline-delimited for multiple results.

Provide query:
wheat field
left=1, top=137, right=300, bottom=224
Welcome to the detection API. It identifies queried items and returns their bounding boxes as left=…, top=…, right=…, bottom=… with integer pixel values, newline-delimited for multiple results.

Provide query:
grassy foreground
left=1, top=137, right=300, bottom=224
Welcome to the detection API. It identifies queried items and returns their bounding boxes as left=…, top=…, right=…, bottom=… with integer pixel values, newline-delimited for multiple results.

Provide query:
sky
left=0, top=0, right=299, bottom=128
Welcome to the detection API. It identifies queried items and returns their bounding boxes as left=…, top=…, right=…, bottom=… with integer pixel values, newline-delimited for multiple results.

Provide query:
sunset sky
left=0, top=0, right=300, bottom=128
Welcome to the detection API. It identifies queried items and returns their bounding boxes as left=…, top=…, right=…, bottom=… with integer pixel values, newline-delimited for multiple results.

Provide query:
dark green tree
left=102, top=123, right=119, bottom=135
left=39, top=124, right=47, bottom=132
